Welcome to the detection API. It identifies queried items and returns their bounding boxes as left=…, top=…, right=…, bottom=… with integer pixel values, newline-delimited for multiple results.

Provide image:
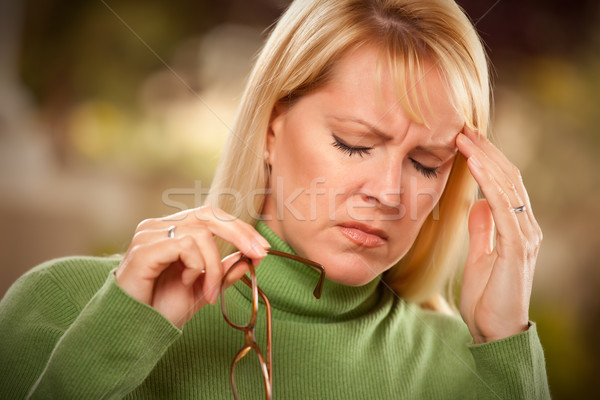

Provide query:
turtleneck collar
left=231, top=221, right=384, bottom=322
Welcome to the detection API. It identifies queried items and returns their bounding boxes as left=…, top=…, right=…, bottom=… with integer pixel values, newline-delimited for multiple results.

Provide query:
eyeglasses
left=220, top=249, right=326, bottom=399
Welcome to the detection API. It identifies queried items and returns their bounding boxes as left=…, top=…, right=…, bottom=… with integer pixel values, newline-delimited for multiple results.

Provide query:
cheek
left=402, top=176, right=446, bottom=221
left=276, top=124, right=347, bottom=188
left=276, top=131, right=306, bottom=178
left=270, top=124, right=340, bottom=220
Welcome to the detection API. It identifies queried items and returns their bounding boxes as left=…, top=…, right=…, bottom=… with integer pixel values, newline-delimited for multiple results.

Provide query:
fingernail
left=256, top=235, right=271, bottom=249
left=460, top=133, right=474, bottom=145
left=469, top=156, right=483, bottom=169
left=251, top=241, right=268, bottom=257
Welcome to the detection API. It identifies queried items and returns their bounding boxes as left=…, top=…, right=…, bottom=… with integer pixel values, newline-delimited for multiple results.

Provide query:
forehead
left=322, top=45, right=465, bottom=143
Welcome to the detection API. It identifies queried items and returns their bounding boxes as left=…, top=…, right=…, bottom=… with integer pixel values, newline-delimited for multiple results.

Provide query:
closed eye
left=332, top=135, right=373, bottom=157
left=409, top=158, right=439, bottom=179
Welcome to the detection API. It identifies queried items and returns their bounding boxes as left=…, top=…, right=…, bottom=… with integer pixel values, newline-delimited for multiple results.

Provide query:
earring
left=264, top=151, right=270, bottom=160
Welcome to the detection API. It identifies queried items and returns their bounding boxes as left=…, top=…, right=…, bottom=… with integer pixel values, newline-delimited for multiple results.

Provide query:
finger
left=138, top=207, right=271, bottom=260
left=460, top=200, right=495, bottom=318
left=201, top=206, right=271, bottom=248
left=192, top=278, right=210, bottom=313
left=467, top=199, right=495, bottom=265
left=160, top=206, right=270, bottom=260
left=191, top=207, right=270, bottom=257
left=463, top=154, right=524, bottom=250
left=135, top=227, right=210, bottom=290
left=132, top=226, right=226, bottom=305
left=133, top=221, right=267, bottom=282
left=129, top=226, right=181, bottom=249
left=462, top=127, right=534, bottom=215
left=221, top=252, right=246, bottom=287
left=197, top=230, right=223, bottom=305
left=117, top=235, right=206, bottom=304
left=221, top=251, right=242, bottom=271
left=174, top=222, right=266, bottom=290
left=457, top=133, right=537, bottom=239
left=180, top=206, right=268, bottom=248
left=134, top=216, right=175, bottom=235
left=220, top=252, right=255, bottom=290
left=130, top=227, right=209, bottom=284
left=180, top=250, right=206, bottom=287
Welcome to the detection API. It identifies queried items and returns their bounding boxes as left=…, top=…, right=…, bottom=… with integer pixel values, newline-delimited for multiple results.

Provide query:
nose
left=362, top=157, right=403, bottom=209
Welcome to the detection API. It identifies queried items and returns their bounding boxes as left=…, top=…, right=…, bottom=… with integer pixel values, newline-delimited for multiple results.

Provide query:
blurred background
left=0, top=0, right=598, bottom=398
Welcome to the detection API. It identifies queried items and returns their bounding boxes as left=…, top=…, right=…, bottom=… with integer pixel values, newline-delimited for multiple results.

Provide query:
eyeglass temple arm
left=265, top=250, right=326, bottom=299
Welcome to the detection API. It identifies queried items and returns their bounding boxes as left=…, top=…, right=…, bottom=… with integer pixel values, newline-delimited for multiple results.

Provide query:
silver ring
left=167, top=225, right=176, bottom=238
left=511, top=205, right=527, bottom=214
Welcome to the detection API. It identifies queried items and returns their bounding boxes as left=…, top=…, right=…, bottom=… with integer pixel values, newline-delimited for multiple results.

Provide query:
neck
left=230, top=221, right=383, bottom=322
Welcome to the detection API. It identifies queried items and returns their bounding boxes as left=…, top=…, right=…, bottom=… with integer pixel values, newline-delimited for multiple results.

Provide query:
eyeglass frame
left=220, top=249, right=326, bottom=400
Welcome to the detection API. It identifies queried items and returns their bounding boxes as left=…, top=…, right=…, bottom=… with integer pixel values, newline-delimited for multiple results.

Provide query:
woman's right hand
left=114, top=206, right=270, bottom=329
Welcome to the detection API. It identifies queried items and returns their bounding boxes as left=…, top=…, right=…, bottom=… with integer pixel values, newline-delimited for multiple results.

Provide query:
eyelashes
left=332, top=135, right=372, bottom=157
left=331, top=134, right=439, bottom=179
left=409, top=159, right=439, bottom=179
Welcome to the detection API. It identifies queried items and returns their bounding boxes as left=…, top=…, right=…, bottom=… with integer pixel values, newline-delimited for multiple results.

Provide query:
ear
left=266, top=102, right=288, bottom=166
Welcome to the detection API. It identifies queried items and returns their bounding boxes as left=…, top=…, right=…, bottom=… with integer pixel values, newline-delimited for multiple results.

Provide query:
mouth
left=337, top=222, right=388, bottom=248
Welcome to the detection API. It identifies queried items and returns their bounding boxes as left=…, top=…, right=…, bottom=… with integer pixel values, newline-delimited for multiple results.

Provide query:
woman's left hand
left=456, top=127, right=543, bottom=344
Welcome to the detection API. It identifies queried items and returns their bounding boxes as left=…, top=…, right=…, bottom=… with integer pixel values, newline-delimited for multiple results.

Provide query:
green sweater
left=0, top=222, right=550, bottom=399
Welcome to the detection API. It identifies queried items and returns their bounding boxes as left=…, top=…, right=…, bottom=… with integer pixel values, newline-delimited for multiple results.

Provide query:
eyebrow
left=415, top=145, right=458, bottom=154
left=330, top=116, right=458, bottom=153
left=329, top=116, right=394, bottom=140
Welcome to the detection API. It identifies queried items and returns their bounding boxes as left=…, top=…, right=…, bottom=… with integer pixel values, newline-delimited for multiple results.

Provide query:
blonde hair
left=206, top=0, right=490, bottom=313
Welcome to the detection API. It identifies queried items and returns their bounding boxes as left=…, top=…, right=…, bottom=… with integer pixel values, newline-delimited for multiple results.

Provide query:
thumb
left=221, top=251, right=243, bottom=272
left=467, top=199, right=494, bottom=265
left=220, top=251, right=252, bottom=289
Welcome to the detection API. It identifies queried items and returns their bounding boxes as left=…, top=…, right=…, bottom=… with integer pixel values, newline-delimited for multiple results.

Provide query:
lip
left=337, top=222, right=388, bottom=248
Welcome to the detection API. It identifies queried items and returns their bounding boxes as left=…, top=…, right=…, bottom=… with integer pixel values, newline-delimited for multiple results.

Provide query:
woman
left=0, top=0, right=550, bottom=398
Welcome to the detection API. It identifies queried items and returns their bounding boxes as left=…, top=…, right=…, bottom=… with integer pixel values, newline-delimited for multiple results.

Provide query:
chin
left=326, top=269, right=380, bottom=286
left=291, top=232, right=393, bottom=286
left=320, top=255, right=384, bottom=287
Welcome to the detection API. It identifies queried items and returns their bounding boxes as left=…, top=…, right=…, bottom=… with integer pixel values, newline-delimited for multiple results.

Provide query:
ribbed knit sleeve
left=0, top=257, right=182, bottom=399
left=468, top=322, right=551, bottom=399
